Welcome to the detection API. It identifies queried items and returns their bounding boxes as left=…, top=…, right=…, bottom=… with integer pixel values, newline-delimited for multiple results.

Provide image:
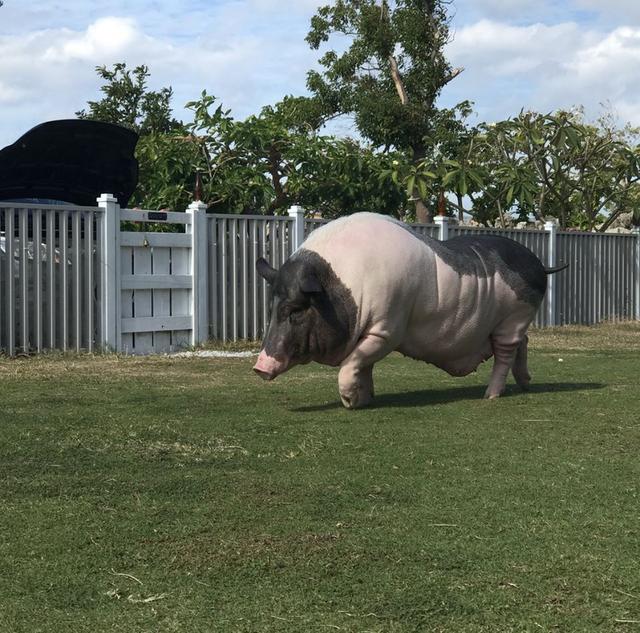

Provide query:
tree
left=473, top=110, right=640, bottom=230
left=77, top=64, right=407, bottom=214
left=305, top=0, right=464, bottom=222
left=77, top=63, right=180, bottom=134
left=179, top=92, right=407, bottom=216
left=77, top=63, right=196, bottom=211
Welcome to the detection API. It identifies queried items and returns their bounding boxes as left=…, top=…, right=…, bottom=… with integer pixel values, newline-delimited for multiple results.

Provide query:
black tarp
left=0, top=119, right=138, bottom=207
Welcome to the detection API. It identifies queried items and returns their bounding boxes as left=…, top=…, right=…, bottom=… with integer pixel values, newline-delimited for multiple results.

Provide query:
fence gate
left=98, top=195, right=208, bottom=355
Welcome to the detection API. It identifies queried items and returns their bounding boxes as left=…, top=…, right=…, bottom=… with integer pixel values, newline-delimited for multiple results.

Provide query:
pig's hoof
left=341, top=394, right=354, bottom=409
left=340, top=388, right=373, bottom=409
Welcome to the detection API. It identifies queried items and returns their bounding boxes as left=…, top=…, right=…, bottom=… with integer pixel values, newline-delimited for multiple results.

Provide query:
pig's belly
left=396, top=324, right=495, bottom=377
left=429, top=340, right=494, bottom=376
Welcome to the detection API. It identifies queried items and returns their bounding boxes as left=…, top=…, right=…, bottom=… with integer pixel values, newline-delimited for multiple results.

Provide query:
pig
left=253, top=212, right=565, bottom=409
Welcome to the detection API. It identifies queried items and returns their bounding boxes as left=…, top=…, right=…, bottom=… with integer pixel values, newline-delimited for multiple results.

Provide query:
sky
left=1, top=0, right=640, bottom=148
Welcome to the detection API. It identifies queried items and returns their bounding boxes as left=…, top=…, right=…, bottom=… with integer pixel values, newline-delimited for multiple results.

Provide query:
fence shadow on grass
left=291, top=381, right=605, bottom=412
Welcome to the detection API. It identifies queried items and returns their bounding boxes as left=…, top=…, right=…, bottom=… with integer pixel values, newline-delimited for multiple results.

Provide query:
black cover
left=0, top=119, right=139, bottom=206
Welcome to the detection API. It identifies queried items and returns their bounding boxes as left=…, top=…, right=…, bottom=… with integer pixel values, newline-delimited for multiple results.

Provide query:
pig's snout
left=253, top=351, right=286, bottom=381
left=253, top=367, right=276, bottom=381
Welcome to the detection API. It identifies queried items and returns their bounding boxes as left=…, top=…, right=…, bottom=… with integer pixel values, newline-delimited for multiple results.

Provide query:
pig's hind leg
left=511, top=335, right=531, bottom=391
left=484, top=330, right=529, bottom=400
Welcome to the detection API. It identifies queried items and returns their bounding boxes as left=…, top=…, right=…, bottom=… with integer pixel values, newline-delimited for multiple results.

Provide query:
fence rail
left=1, top=198, right=639, bottom=356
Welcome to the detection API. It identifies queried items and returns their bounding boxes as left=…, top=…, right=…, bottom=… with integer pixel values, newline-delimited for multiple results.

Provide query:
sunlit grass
left=1, top=323, right=639, bottom=632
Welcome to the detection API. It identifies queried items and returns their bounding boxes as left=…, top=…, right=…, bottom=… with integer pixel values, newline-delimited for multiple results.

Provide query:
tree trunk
left=456, top=193, right=464, bottom=222
left=415, top=197, right=432, bottom=224
left=599, top=206, right=624, bottom=232
left=496, top=200, right=506, bottom=229
left=533, top=186, right=545, bottom=224
left=266, top=144, right=289, bottom=214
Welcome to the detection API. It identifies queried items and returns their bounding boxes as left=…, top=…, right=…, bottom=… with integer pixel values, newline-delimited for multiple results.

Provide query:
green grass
left=1, top=323, right=640, bottom=632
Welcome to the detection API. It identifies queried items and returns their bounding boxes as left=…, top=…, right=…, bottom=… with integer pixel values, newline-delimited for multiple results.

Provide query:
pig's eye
left=288, top=309, right=305, bottom=324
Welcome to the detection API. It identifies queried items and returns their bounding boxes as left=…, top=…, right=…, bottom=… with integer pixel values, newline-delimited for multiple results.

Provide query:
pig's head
left=253, top=251, right=356, bottom=381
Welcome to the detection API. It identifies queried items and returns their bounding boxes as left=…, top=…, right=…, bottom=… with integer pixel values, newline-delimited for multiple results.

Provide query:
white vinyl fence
left=1, top=198, right=639, bottom=356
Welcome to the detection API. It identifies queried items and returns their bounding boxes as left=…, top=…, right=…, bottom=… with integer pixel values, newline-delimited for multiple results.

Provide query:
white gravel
left=173, top=350, right=258, bottom=358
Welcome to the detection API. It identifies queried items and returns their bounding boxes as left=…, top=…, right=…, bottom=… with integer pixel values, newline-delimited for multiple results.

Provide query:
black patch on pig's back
left=429, top=234, right=547, bottom=306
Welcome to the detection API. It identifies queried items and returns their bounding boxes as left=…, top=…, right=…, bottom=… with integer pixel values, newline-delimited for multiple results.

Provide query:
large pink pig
left=253, top=213, right=564, bottom=409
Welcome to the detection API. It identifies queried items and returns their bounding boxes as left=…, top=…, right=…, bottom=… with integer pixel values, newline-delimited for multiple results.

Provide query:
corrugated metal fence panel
left=556, top=231, right=637, bottom=325
left=304, top=219, right=440, bottom=241
left=410, top=223, right=440, bottom=240
left=0, top=203, right=100, bottom=354
left=208, top=215, right=294, bottom=341
left=304, top=218, right=329, bottom=238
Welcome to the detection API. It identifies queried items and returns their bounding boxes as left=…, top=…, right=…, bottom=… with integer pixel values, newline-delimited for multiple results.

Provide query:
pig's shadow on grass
left=291, top=382, right=605, bottom=412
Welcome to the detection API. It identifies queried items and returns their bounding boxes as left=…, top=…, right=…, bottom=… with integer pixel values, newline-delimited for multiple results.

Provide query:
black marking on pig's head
left=428, top=234, right=548, bottom=307
left=256, top=250, right=357, bottom=368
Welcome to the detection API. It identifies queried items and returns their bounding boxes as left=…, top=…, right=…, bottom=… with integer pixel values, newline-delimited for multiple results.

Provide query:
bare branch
left=388, top=55, right=409, bottom=105
left=443, top=66, right=464, bottom=85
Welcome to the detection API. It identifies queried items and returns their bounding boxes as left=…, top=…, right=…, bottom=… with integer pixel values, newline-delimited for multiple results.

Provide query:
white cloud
left=43, top=17, right=140, bottom=62
left=449, top=19, right=593, bottom=77
left=0, top=6, right=320, bottom=147
left=2, top=0, right=640, bottom=149
left=443, top=19, right=640, bottom=127
left=565, top=27, right=640, bottom=83
left=573, top=0, right=640, bottom=23
left=0, top=80, right=24, bottom=105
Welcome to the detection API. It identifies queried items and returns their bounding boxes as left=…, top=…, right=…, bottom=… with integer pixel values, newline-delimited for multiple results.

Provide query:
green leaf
left=506, top=185, right=514, bottom=205
left=459, top=173, right=468, bottom=197
left=406, top=175, right=416, bottom=196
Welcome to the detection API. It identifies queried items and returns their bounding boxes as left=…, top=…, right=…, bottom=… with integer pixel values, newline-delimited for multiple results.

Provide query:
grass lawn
left=1, top=322, right=639, bottom=632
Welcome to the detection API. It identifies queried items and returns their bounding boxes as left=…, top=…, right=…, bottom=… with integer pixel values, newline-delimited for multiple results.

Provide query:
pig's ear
left=300, top=272, right=322, bottom=295
left=256, top=257, right=277, bottom=284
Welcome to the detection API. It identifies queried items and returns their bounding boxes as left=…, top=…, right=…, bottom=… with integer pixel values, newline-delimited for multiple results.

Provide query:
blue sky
left=1, top=0, right=640, bottom=148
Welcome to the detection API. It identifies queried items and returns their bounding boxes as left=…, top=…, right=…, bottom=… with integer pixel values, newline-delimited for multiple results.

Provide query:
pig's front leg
left=338, top=333, right=393, bottom=409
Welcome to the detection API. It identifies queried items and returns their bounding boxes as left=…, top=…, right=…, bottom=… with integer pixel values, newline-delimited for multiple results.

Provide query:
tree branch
left=388, top=55, right=409, bottom=105
left=443, top=67, right=464, bottom=85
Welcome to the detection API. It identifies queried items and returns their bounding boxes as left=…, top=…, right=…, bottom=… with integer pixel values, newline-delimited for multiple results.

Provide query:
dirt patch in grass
left=200, top=339, right=261, bottom=353
left=0, top=353, right=251, bottom=385
left=140, top=439, right=250, bottom=461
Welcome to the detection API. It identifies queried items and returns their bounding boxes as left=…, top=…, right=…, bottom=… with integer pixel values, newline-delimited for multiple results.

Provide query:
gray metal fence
left=555, top=231, right=638, bottom=325
left=208, top=212, right=640, bottom=341
left=207, top=214, right=294, bottom=341
left=1, top=198, right=639, bottom=355
left=0, top=202, right=101, bottom=355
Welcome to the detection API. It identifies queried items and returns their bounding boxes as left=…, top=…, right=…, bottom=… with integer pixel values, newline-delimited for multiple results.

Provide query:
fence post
left=97, top=193, right=121, bottom=352
left=288, top=205, right=306, bottom=251
left=633, top=226, right=640, bottom=321
left=435, top=215, right=449, bottom=241
left=545, top=220, right=558, bottom=327
left=187, top=200, right=209, bottom=347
